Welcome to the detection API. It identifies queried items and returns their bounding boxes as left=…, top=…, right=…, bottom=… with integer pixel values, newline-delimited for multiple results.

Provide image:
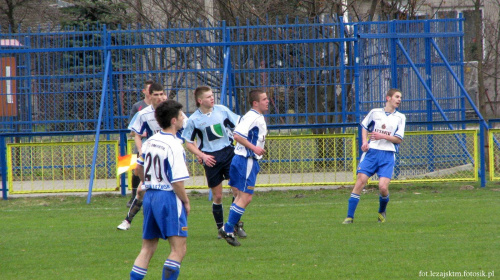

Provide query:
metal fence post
left=0, top=136, right=8, bottom=200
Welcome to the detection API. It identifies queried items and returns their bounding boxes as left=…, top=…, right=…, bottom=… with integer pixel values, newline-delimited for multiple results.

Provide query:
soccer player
left=129, top=99, right=190, bottom=280
left=118, top=82, right=186, bottom=230
left=181, top=86, right=244, bottom=238
left=342, top=88, right=406, bottom=224
left=127, top=80, right=154, bottom=208
left=218, top=89, right=268, bottom=246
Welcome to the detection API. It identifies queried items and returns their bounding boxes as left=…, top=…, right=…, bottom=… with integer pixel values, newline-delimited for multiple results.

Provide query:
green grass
left=1, top=183, right=499, bottom=280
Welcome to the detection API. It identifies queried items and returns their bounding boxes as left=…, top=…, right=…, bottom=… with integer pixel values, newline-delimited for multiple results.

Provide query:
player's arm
left=172, top=181, right=190, bottom=215
left=369, top=131, right=403, bottom=144
left=185, top=142, right=216, bottom=167
left=136, top=164, right=145, bottom=182
left=361, top=128, right=369, bottom=152
left=134, top=132, right=143, bottom=155
left=234, top=133, right=265, bottom=156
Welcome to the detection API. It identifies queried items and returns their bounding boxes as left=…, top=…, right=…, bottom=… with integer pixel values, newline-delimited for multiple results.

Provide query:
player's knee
left=379, top=185, right=389, bottom=195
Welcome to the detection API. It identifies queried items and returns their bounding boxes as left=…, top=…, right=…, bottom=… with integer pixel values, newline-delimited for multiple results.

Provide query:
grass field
left=0, top=183, right=499, bottom=280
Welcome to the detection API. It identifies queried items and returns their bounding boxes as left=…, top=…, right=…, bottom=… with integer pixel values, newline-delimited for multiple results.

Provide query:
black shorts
left=203, top=145, right=235, bottom=188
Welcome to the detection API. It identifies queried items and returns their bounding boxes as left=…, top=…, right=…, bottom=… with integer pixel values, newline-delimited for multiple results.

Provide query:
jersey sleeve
left=221, top=105, right=240, bottom=130
left=233, top=114, right=254, bottom=139
left=129, top=103, right=139, bottom=123
left=179, top=113, right=193, bottom=143
left=137, top=139, right=149, bottom=166
left=129, top=112, right=145, bottom=134
left=167, top=146, right=190, bottom=183
left=360, top=110, right=375, bottom=132
left=394, top=114, right=406, bottom=139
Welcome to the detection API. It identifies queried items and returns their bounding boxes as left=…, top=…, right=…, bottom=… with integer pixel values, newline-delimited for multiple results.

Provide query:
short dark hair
left=155, top=100, right=183, bottom=129
left=149, top=82, right=164, bottom=95
left=144, top=80, right=154, bottom=88
left=194, top=86, right=211, bottom=107
left=249, top=89, right=265, bottom=106
left=387, top=88, right=401, bottom=97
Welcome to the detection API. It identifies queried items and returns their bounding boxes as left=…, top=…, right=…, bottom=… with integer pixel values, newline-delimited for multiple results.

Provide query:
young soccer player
left=127, top=80, right=154, bottom=208
left=118, top=82, right=186, bottom=230
left=129, top=99, right=190, bottom=280
left=342, top=88, right=406, bottom=224
left=218, top=89, right=268, bottom=246
left=181, top=86, right=245, bottom=238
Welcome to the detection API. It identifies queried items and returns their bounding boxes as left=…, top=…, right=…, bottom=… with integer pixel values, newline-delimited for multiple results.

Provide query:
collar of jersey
left=250, top=109, right=261, bottom=115
left=159, top=131, right=174, bottom=136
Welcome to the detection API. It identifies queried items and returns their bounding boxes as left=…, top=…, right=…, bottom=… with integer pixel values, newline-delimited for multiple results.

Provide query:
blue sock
left=130, top=265, right=147, bottom=280
left=347, top=193, right=360, bottom=219
left=379, top=194, right=390, bottom=213
left=224, top=203, right=245, bottom=233
left=162, top=259, right=181, bottom=280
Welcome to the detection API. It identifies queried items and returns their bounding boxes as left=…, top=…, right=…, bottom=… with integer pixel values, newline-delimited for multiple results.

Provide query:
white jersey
left=128, top=105, right=188, bottom=143
left=233, top=109, right=267, bottom=160
left=137, top=131, right=190, bottom=191
left=361, top=108, right=406, bottom=153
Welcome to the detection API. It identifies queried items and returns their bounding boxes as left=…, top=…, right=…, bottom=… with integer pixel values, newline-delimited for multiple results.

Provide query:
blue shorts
left=142, top=190, right=188, bottom=240
left=357, top=149, right=395, bottom=179
left=228, top=155, right=260, bottom=195
left=203, top=145, right=234, bottom=188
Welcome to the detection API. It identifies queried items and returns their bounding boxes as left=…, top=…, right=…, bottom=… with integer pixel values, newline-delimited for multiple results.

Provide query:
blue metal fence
left=0, top=17, right=489, bottom=198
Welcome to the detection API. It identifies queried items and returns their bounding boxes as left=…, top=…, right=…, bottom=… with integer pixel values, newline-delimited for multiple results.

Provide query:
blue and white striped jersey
left=181, top=105, right=240, bottom=152
left=233, top=109, right=267, bottom=160
left=361, top=108, right=406, bottom=153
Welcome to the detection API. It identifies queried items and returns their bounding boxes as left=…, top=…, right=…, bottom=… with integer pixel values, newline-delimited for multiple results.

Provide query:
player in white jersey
left=129, top=99, right=190, bottom=280
left=343, top=88, right=406, bottom=224
left=218, top=89, right=268, bottom=246
left=118, top=83, right=186, bottom=231
left=127, top=80, right=153, bottom=208
left=181, top=86, right=246, bottom=238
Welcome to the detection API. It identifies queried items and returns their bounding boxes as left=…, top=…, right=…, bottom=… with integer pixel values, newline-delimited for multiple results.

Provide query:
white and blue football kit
left=229, top=109, right=267, bottom=194
left=138, top=132, right=190, bottom=239
left=357, top=108, right=406, bottom=179
left=129, top=105, right=187, bottom=142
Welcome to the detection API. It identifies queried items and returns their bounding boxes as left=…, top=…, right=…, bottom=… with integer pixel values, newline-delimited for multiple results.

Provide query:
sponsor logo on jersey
left=206, top=123, right=224, bottom=141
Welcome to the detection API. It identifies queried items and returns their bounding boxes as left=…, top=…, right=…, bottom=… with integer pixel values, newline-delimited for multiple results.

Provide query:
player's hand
left=183, top=201, right=191, bottom=216
left=202, top=154, right=216, bottom=167
left=369, top=132, right=386, bottom=141
left=195, top=155, right=203, bottom=164
left=361, top=142, right=369, bottom=152
left=252, top=146, right=266, bottom=156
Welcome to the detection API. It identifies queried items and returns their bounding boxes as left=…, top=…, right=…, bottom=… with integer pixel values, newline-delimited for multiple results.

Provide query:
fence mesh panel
left=7, top=141, right=119, bottom=193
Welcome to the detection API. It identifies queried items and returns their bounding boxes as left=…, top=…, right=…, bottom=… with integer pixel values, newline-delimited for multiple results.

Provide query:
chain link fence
left=489, top=129, right=500, bottom=181
left=6, top=130, right=480, bottom=194
left=7, top=141, right=119, bottom=194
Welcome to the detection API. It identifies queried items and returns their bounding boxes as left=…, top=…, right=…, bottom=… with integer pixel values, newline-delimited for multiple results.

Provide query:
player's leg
left=211, top=182, right=225, bottom=236
left=162, top=236, right=187, bottom=280
left=118, top=186, right=145, bottom=230
left=376, top=151, right=395, bottom=223
left=130, top=238, right=159, bottom=280
left=343, top=150, right=376, bottom=224
left=128, top=169, right=141, bottom=207
left=377, top=177, right=391, bottom=223
left=343, top=173, right=369, bottom=224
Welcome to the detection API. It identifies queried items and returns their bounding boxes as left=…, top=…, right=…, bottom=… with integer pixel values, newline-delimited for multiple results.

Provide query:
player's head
left=142, top=80, right=154, bottom=100
left=194, top=86, right=214, bottom=108
left=386, top=88, right=402, bottom=109
left=249, top=89, right=269, bottom=114
left=149, top=82, right=167, bottom=108
left=155, top=100, right=184, bottom=130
